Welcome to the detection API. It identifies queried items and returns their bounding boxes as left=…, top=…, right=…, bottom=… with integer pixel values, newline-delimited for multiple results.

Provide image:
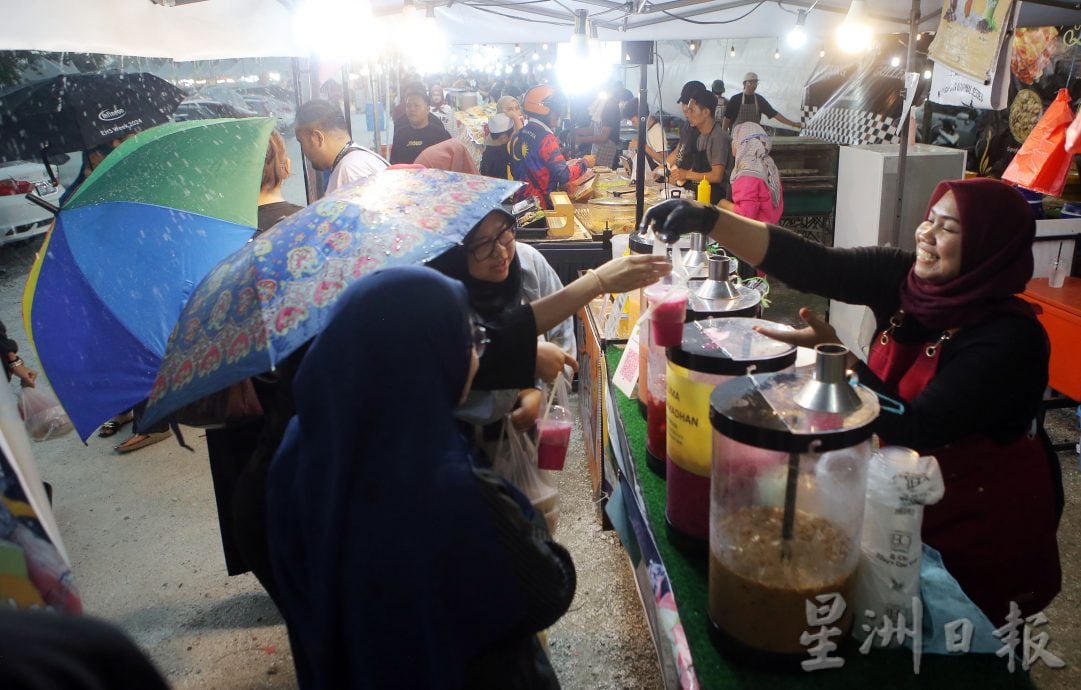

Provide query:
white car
left=0, top=160, right=63, bottom=245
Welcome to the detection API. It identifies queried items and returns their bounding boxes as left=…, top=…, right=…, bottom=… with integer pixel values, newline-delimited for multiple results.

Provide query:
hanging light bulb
left=729, top=44, right=736, bottom=57
left=570, top=9, right=589, bottom=57
left=542, top=43, right=549, bottom=50
left=402, top=0, right=416, bottom=20
left=916, top=33, right=922, bottom=41
left=923, top=68, right=932, bottom=79
left=787, top=9, right=808, bottom=49
left=819, top=48, right=826, bottom=58
left=774, top=47, right=781, bottom=60
left=515, top=43, right=521, bottom=53
left=532, top=52, right=540, bottom=61
left=836, top=0, right=872, bottom=54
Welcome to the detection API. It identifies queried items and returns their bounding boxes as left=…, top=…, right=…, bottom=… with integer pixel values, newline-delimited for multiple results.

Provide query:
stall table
left=578, top=298, right=1040, bottom=689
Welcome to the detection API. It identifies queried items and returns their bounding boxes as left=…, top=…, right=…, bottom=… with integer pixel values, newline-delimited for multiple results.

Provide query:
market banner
left=927, top=0, right=1016, bottom=82
left=928, top=31, right=1012, bottom=110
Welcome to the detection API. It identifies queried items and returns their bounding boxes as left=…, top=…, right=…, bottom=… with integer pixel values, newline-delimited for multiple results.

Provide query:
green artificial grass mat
left=606, top=344, right=1035, bottom=689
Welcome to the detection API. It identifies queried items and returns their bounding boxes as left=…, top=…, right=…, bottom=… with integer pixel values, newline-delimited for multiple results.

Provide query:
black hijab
left=427, top=209, right=523, bottom=321
left=267, top=266, right=532, bottom=688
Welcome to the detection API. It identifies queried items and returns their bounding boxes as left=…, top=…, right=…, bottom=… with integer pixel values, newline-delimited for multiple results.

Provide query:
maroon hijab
left=899, top=178, right=1036, bottom=330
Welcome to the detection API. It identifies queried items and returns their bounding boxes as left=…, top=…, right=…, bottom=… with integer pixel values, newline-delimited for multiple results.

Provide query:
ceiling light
left=774, top=47, right=780, bottom=60
left=923, top=68, right=932, bottom=79
left=787, top=10, right=808, bottom=49
left=890, top=56, right=901, bottom=67
left=729, top=44, right=736, bottom=57
left=836, top=0, right=873, bottom=54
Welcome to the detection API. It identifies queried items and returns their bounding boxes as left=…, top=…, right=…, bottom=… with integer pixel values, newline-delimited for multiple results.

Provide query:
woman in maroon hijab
left=642, top=178, right=1062, bottom=625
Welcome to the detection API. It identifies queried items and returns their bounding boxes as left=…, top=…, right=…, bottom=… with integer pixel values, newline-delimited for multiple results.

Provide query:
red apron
left=868, top=326, right=1061, bottom=623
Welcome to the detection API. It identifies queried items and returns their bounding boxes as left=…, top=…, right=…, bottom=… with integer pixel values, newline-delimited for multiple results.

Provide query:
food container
left=707, top=345, right=879, bottom=662
left=665, top=318, right=796, bottom=554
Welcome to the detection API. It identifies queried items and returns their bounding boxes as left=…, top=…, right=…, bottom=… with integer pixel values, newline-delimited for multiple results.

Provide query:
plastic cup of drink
left=645, top=285, right=689, bottom=347
left=537, top=418, right=573, bottom=470
left=1049, top=260, right=1066, bottom=288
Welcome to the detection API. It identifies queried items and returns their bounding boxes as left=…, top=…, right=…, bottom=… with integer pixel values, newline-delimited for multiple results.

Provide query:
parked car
left=172, top=98, right=257, bottom=123
left=0, top=160, right=63, bottom=246
left=237, top=85, right=295, bottom=103
left=242, top=95, right=295, bottom=131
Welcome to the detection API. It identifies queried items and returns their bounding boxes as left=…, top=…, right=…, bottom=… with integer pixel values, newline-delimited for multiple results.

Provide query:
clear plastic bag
left=17, top=386, right=74, bottom=442
left=492, top=417, right=560, bottom=534
left=537, top=373, right=573, bottom=471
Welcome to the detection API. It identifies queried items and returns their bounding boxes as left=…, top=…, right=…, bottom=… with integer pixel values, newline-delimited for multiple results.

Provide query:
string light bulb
left=836, top=0, right=873, bottom=54
left=514, top=43, right=521, bottom=53
left=787, top=9, right=808, bottom=48
left=774, top=47, right=781, bottom=60
left=730, top=44, right=736, bottom=57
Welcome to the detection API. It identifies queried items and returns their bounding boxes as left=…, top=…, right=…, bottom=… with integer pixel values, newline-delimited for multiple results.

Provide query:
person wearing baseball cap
left=660, top=80, right=711, bottom=176
left=722, top=72, right=803, bottom=132
left=480, top=113, right=514, bottom=179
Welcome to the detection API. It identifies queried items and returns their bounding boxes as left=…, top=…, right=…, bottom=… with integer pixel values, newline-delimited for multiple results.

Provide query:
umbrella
left=141, top=169, right=521, bottom=428
left=23, top=117, right=277, bottom=440
left=0, top=72, right=185, bottom=165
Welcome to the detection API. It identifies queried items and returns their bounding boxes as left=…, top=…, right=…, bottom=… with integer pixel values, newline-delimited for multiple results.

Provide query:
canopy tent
left=4, top=1, right=1080, bottom=61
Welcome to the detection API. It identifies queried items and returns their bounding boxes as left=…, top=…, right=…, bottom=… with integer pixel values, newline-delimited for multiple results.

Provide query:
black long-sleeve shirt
left=759, top=225, right=1049, bottom=450
left=0, top=320, right=19, bottom=382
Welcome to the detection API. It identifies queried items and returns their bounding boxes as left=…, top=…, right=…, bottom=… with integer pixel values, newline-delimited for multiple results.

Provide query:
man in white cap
left=722, top=72, right=802, bottom=132
left=480, top=113, right=514, bottom=179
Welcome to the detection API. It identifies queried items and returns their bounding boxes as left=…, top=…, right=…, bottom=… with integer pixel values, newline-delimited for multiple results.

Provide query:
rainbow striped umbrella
left=23, top=117, right=276, bottom=440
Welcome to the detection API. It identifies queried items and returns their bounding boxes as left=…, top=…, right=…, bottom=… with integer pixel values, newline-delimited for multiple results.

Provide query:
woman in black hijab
left=267, top=266, right=575, bottom=689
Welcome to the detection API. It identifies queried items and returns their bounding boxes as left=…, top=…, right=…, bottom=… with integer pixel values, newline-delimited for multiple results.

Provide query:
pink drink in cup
left=537, top=418, right=574, bottom=470
left=645, top=285, right=689, bottom=348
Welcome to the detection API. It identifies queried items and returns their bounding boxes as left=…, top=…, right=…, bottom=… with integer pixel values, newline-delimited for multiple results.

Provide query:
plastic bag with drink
left=537, top=373, right=573, bottom=471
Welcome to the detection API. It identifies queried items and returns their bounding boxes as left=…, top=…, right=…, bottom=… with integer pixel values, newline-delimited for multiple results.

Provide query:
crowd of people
left=5, top=62, right=1068, bottom=690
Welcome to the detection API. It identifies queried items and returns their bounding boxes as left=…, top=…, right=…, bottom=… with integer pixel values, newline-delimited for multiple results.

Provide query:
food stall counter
left=591, top=339, right=1042, bottom=689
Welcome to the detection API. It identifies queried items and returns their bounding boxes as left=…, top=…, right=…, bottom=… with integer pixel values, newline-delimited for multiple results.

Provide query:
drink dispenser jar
left=707, top=344, right=880, bottom=661
left=644, top=255, right=763, bottom=479
left=665, top=318, right=795, bottom=555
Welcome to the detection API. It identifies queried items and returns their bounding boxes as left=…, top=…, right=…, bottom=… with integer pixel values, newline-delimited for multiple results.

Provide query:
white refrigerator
left=829, top=144, right=967, bottom=357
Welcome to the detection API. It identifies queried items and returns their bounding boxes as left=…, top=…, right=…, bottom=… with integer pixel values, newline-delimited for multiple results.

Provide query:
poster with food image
left=928, top=0, right=1017, bottom=81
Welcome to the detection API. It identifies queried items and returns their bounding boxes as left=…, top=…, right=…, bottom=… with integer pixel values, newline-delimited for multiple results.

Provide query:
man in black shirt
left=722, top=72, right=803, bottom=132
left=390, top=83, right=451, bottom=165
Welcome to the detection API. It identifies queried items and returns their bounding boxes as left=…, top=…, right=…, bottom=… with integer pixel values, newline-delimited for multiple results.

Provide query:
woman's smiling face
left=466, top=213, right=516, bottom=283
left=914, top=191, right=963, bottom=284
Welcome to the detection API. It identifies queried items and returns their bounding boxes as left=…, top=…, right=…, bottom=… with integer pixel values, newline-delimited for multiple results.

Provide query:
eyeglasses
left=467, top=225, right=516, bottom=261
left=472, top=323, right=490, bottom=358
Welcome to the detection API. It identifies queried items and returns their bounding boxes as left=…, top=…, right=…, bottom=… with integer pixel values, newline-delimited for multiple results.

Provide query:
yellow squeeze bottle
left=697, top=177, right=712, bottom=204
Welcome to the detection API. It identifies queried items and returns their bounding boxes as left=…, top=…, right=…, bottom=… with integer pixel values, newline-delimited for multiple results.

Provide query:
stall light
left=402, top=0, right=416, bottom=19
left=515, top=43, right=522, bottom=53
left=423, top=6, right=437, bottom=33
left=916, top=33, right=922, bottom=41
left=773, top=47, right=781, bottom=60
left=836, top=0, right=872, bottom=54
left=268, top=71, right=281, bottom=82
left=729, top=44, right=736, bottom=57
left=543, top=43, right=549, bottom=50
left=545, top=61, right=553, bottom=69
left=571, top=9, right=589, bottom=57
left=520, top=63, right=529, bottom=75
left=533, top=52, right=540, bottom=61
left=819, top=48, right=826, bottom=58
left=787, top=9, right=808, bottom=49
left=890, top=56, right=901, bottom=67
left=923, top=68, right=932, bottom=79
left=505, top=65, right=513, bottom=74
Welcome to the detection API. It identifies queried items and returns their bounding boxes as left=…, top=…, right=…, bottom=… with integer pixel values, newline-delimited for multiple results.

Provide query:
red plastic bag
left=1003, top=89, right=1077, bottom=197
left=17, top=386, right=74, bottom=441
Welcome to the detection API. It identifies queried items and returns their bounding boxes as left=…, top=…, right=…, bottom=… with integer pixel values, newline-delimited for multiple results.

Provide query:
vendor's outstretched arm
left=642, top=199, right=771, bottom=266
left=529, top=255, right=671, bottom=334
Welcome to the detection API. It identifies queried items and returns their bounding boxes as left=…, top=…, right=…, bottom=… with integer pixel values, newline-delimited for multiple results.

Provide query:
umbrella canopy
left=141, top=169, right=521, bottom=429
left=0, top=72, right=185, bottom=163
left=23, top=117, right=277, bottom=440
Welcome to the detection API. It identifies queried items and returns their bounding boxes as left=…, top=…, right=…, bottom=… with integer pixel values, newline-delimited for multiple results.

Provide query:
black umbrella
left=0, top=72, right=186, bottom=174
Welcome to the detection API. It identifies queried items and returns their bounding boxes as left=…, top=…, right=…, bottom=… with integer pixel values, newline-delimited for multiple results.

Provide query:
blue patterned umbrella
left=141, top=168, right=520, bottom=428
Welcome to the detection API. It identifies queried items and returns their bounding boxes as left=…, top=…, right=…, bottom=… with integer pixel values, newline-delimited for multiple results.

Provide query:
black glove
left=641, top=198, right=720, bottom=244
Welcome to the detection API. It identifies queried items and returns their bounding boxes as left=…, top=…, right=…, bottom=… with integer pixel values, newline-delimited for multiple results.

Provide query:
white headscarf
left=731, top=122, right=781, bottom=208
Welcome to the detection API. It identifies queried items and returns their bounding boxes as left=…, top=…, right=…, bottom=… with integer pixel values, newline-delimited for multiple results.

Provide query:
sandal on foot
left=115, top=430, right=171, bottom=454
left=98, top=413, right=134, bottom=438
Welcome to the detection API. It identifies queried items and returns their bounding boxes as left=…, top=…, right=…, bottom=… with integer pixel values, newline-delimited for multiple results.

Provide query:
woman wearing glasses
left=430, top=210, right=575, bottom=449
left=430, top=211, right=668, bottom=460
left=267, top=266, right=575, bottom=689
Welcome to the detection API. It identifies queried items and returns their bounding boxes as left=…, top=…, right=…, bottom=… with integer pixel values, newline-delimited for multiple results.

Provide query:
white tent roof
left=1, top=0, right=1077, bottom=60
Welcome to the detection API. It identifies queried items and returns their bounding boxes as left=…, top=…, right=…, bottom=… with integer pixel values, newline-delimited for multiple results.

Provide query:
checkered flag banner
left=802, top=105, right=901, bottom=146
left=801, top=54, right=906, bottom=147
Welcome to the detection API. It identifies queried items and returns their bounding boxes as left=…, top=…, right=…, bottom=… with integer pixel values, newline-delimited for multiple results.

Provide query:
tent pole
left=370, top=64, right=382, bottom=152
left=892, top=0, right=920, bottom=244
left=292, top=56, right=313, bottom=206
left=635, top=59, right=649, bottom=227
left=341, top=64, right=353, bottom=139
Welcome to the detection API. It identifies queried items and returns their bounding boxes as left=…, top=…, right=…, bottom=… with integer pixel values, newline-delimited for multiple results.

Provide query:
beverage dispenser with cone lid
left=707, top=343, right=880, bottom=662
left=686, top=254, right=761, bottom=322
left=665, top=318, right=795, bottom=554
